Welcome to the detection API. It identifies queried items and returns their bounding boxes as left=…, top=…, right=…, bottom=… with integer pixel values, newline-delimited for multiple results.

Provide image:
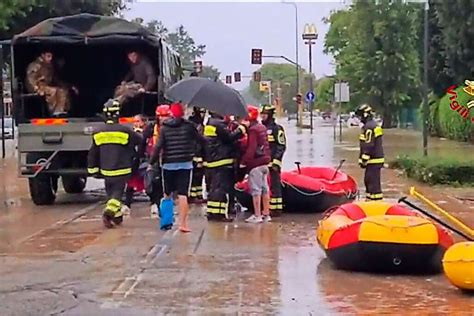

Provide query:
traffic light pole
left=305, top=41, right=314, bottom=132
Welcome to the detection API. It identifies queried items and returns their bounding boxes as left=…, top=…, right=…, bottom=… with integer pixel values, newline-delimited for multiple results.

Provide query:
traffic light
left=193, top=60, right=203, bottom=73
left=251, top=48, right=263, bottom=64
left=253, top=71, right=261, bottom=82
left=234, top=72, right=241, bottom=82
left=296, top=93, right=302, bottom=104
left=259, top=81, right=270, bottom=92
left=225, top=75, right=232, bottom=84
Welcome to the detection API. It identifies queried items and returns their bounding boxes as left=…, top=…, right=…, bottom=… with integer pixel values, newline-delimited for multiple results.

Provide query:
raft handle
left=398, top=196, right=473, bottom=241
left=331, top=159, right=346, bottom=181
left=294, top=161, right=302, bottom=174
left=393, top=257, right=402, bottom=266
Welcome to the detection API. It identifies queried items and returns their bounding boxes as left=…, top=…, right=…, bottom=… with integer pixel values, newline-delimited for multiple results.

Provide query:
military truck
left=4, top=13, right=182, bottom=205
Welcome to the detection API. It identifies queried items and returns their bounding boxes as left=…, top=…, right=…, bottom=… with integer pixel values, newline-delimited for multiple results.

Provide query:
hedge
left=437, top=86, right=474, bottom=142
left=390, top=155, right=474, bottom=186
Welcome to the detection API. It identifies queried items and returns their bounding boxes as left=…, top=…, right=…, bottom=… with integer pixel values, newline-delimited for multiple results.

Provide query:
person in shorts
left=240, top=105, right=272, bottom=224
left=149, top=103, right=205, bottom=232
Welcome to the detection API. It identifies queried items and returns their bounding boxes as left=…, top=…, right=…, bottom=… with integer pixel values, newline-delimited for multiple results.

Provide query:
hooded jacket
left=241, top=121, right=271, bottom=171
left=149, top=118, right=204, bottom=165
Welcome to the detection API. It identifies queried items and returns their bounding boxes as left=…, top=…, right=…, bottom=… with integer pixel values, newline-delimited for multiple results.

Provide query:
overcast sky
left=124, top=1, right=348, bottom=90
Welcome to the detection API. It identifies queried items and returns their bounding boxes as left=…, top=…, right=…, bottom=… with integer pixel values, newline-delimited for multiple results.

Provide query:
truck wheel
left=28, top=176, right=57, bottom=205
left=62, top=176, right=87, bottom=194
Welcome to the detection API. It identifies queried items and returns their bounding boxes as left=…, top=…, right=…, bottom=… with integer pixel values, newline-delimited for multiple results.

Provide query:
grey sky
left=124, top=1, right=347, bottom=90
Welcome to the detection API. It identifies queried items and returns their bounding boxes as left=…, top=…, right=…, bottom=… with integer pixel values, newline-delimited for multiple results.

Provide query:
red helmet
left=247, top=105, right=259, bottom=121
left=156, top=104, right=170, bottom=117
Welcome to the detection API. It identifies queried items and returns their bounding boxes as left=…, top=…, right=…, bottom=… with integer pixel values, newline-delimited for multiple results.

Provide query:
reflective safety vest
left=359, top=119, right=384, bottom=166
left=263, top=119, right=286, bottom=169
left=203, top=118, right=244, bottom=168
left=87, top=123, right=142, bottom=177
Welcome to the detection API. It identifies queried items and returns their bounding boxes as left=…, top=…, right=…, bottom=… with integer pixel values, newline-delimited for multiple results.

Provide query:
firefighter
left=355, top=104, right=384, bottom=201
left=260, top=104, right=286, bottom=216
left=188, top=107, right=206, bottom=203
left=87, top=99, right=142, bottom=228
left=204, top=112, right=245, bottom=222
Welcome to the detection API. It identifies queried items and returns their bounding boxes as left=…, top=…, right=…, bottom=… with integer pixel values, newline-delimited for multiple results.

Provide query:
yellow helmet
left=260, top=104, right=276, bottom=114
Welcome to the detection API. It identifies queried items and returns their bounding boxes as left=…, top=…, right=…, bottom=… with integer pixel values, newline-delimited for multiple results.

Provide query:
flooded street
left=0, top=121, right=473, bottom=315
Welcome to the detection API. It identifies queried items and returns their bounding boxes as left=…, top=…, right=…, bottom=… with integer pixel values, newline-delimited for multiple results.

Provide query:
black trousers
left=190, top=163, right=204, bottom=200
left=206, top=166, right=235, bottom=221
left=104, top=175, right=129, bottom=215
left=364, top=165, right=383, bottom=200
left=269, top=167, right=283, bottom=216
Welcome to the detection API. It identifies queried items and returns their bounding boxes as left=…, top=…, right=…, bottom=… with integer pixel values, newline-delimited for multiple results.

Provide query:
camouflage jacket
left=25, top=57, right=55, bottom=93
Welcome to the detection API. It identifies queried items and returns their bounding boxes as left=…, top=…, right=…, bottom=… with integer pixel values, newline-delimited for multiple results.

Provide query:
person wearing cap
left=355, top=103, right=384, bottom=201
left=87, top=99, right=142, bottom=228
left=188, top=107, right=207, bottom=203
left=149, top=103, right=205, bottom=232
left=240, top=105, right=272, bottom=224
left=260, top=104, right=286, bottom=216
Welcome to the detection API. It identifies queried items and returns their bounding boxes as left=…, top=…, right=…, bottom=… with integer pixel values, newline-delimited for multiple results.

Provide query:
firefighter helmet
left=103, top=99, right=120, bottom=122
left=156, top=104, right=170, bottom=117
left=247, top=105, right=259, bottom=121
left=355, top=103, right=374, bottom=119
left=260, top=104, right=276, bottom=114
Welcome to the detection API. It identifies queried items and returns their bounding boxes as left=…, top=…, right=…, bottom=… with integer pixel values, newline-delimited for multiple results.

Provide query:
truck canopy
left=11, top=14, right=181, bottom=122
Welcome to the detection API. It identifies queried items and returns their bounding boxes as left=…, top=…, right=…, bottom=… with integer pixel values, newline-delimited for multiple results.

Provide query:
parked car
left=322, top=111, right=332, bottom=120
left=0, top=117, right=13, bottom=139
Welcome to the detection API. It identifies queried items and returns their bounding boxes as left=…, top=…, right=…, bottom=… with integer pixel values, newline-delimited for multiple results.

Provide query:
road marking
left=15, top=202, right=101, bottom=246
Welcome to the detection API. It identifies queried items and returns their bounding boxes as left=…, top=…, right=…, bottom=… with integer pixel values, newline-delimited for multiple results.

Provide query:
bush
left=437, top=86, right=474, bottom=142
left=390, top=155, right=474, bottom=185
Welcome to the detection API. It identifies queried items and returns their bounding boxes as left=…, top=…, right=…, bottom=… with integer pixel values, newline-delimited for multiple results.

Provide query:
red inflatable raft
left=235, top=166, right=358, bottom=213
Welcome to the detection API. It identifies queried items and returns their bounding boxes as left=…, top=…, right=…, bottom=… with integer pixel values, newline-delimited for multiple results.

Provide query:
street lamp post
left=281, top=1, right=300, bottom=125
left=422, top=0, right=429, bottom=156
left=303, top=23, right=318, bottom=132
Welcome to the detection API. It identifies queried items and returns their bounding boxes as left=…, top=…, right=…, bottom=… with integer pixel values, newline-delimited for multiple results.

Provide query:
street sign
left=305, top=91, right=315, bottom=102
left=334, top=82, right=350, bottom=102
left=259, top=81, right=270, bottom=92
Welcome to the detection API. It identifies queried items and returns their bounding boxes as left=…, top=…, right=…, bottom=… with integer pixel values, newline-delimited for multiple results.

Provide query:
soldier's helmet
left=260, top=104, right=276, bottom=115
left=103, top=99, right=121, bottom=122
left=355, top=103, right=374, bottom=120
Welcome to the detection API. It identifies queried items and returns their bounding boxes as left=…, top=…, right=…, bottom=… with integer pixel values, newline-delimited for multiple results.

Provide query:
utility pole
left=422, top=1, right=429, bottom=156
left=303, top=23, right=318, bottom=133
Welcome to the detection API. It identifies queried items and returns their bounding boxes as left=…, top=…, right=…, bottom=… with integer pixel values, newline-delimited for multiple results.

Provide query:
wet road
left=0, top=121, right=473, bottom=315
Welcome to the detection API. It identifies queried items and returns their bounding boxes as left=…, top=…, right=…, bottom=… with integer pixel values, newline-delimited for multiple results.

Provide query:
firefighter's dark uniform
left=87, top=100, right=142, bottom=228
left=262, top=105, right=286, bottom=216
left=358, top=112, right=384, bottom=201
left=204, top=116, right=245, bottom=221
left=189, top=108, right=206, bottom=201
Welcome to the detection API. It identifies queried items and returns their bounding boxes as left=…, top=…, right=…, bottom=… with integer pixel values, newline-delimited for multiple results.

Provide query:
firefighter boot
left=103, top=198, right=122, bottom=228
left=269, top=168, right=283, bottom=217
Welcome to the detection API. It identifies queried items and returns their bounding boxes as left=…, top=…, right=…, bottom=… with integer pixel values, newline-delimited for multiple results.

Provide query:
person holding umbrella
left=148, top=103, right=205, bottom=233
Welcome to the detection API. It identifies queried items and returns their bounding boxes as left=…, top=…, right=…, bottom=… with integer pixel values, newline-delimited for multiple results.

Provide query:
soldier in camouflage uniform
left=26, top=51, right=75, bottom=116
left=114, top=51, right=156, bottom=105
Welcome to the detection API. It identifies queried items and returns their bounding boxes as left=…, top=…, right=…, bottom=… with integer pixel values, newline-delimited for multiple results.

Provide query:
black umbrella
left=165, top=77, right=248, bottom=117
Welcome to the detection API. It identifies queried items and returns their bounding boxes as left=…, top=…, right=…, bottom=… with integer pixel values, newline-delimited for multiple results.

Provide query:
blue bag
left=159, top=197, right=174, bottom=230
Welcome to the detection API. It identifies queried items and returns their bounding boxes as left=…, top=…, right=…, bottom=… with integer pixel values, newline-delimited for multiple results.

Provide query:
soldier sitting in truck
left=25, top=50, right=79, bottom=116
left=114, top=50, right=156, bottom=106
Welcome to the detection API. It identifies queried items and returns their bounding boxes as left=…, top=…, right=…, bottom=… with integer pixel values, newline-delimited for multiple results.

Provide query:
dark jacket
left=203, top=117, right=244, bottom=168
left=263, top=118, right=286, bottom=169
left=149, top=118, right=204, bottom=165
left=189, top=114, right=205, bottom=164
left=359, top=118, right=384, bottom=166
left=123, top=55, right=156, bottom=91
left=241, top=121, right=271, bottom=171
left=87, top=123, right=142, bottom=177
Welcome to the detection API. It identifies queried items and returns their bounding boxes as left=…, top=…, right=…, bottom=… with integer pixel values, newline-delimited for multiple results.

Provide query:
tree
left=315, top=77, right=335, bottom=111
left=200, top=65, right=220, bottom=80
left=324, top=1, right=421, bottom=127
left=167, top=25, right=206, bottom=68
left=0, top=0, right=126, bottom=39
left=249, top=63, right=308, bottom=113
left=131, top=18, right=168, bottom=39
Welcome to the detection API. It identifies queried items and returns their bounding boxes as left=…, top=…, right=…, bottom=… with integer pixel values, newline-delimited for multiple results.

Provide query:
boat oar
left=331, top=159, right=346, bottom=181
left=409, top=186, right=474, bottom=238
left=398, top=196, right=473, bottom=241
left=294, top=161, right=302, bottom=174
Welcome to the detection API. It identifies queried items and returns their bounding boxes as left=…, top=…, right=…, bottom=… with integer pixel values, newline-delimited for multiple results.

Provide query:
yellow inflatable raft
left=443, top=242, right=474, bottom=291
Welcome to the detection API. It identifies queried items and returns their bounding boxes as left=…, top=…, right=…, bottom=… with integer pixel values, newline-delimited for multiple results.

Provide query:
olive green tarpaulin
left=12, top=13, right=160, bottom=46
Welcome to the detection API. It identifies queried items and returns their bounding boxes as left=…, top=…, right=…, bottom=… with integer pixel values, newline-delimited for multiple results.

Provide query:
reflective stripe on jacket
left=359, top=119, right=384, bottom=166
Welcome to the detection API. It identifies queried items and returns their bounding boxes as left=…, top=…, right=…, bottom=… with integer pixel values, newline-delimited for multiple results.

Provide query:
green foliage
left=390, top=155, right=474, bottom=186
left=437, top=86, right=474, bottom=142
left=0, top=0, right=126, bottom=39
left=248, top=63, right=303, bottom=113
left=200, top=65, right=220, bottom=81
left=324, top=1, right=422, bottom=127
left=315, top=77, right=335, bottom=111
left=133, top=19, right=207, bottom=70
